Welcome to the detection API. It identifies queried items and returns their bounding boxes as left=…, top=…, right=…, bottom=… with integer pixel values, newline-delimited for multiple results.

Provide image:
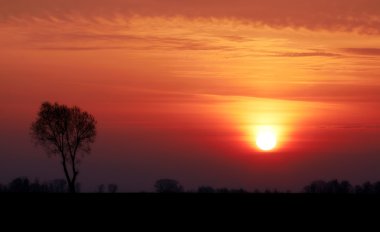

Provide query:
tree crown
left=31, top=101, right=97, bottom=159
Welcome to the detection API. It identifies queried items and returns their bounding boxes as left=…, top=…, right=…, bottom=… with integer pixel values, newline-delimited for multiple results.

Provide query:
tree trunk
left=61, top=159, right=74, bottom=193
left=68, top=181, right=76, bottom=193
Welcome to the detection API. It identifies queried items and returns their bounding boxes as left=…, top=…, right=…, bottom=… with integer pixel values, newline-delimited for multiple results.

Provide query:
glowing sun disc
left=256, top=130, right=277, bottom=151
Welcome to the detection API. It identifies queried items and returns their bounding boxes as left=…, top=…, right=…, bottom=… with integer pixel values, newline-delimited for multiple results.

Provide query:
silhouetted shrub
left=154, top=179, right=184, bottom=193
left=108, top=184, right=118, bottom=193
left=9, top=177, right=30, bottom=192
left=304, top=179, right=353, bottom=194
left=216, top=188, right=230, bottom=193
left=198, top=186, right=215, bottom=193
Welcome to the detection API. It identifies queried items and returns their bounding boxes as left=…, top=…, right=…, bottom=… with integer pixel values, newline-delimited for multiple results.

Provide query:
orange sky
left=1, top=0, right=380, bottom=191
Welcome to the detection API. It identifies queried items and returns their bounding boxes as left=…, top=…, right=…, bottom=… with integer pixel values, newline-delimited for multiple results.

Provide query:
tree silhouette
left=216, top=188, right=230, bottom=193
left=31, top=102, right=97, bottom=193
left=304, top=179, right=353, bottom=194
left=356, top=181, right=375, bottom=194
left=108, top=184, right=118, bottom=193
left=373, top=181, right=380, bottom=194
left=154, top=179, right=184, bottom=193
left=338, top=180, right=353, bottom=193
left=47, top=179, right=67, bottom=193
left=9, top=177, right=30, bottom=192
left=0, top=177, right=68, bottom=192
left=198, top=186, right=216, bottom=193
left=98, top=184, right=105, bottom=193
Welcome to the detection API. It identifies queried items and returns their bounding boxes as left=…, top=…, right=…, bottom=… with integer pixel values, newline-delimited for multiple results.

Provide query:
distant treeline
left=0, top=177, right=115, bottom=193
left=154, top=179, right=380, bottom=194
left=0, top=177, right=68, bottom=193
left=2, top=177, right=380, bottom=194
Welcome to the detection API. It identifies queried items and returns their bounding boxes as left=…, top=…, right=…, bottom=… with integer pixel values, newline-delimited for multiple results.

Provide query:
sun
left=255, top=127, right=277, bottom=151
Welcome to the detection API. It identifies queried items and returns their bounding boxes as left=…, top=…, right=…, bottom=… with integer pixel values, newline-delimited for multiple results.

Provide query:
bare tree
left=31, top=102, right=97, bottom=193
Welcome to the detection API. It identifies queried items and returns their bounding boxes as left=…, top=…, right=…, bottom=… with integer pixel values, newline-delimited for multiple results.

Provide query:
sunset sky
left=1, top=0, right=380, bottom=192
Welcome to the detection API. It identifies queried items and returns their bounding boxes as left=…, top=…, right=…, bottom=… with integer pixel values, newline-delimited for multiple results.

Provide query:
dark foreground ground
left=2, top=193, right=380, bottom=206
left=2, top=193, right=379, bottom=223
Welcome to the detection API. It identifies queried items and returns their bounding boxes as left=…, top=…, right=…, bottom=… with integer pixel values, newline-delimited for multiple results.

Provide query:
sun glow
left=255, top=126, right=277, bottom=151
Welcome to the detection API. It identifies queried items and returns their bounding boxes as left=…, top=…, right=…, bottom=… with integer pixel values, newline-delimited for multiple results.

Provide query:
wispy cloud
left=1, top=1, right=380, bottom=105
left=1, top=0, right=380, bottom=33
left=38, top=46, right=128, bottom=51
left=342, top=48, right=380, bottom=56
left=31, top=32, right=232, bottom=51
left=274, top=51, right=341, bottom=58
